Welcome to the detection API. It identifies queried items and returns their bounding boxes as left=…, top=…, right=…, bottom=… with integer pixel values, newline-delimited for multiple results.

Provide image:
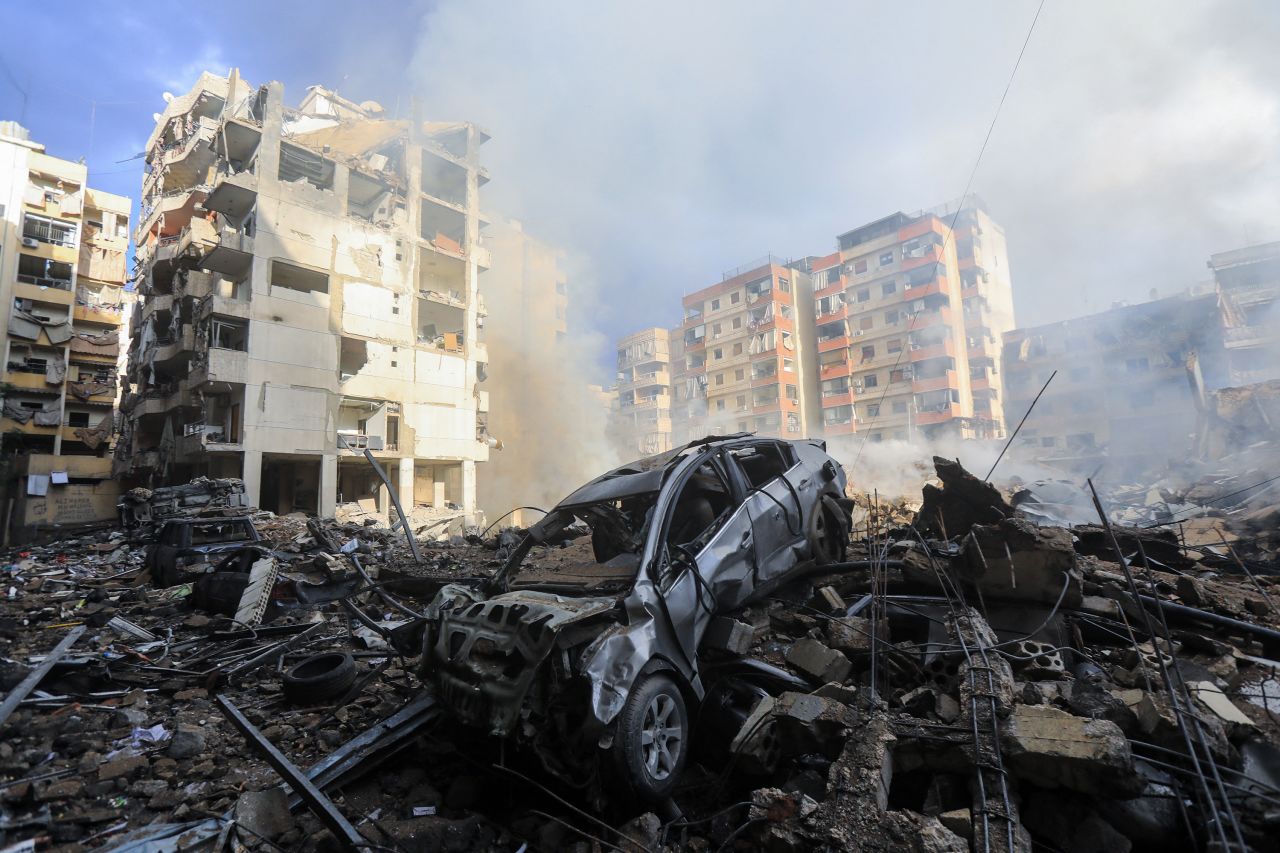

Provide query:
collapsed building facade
left=1210, top=241, right=1280, bottom=387
left=0, top=121, right=133, bottom=541
left=117, top=71, right=494, bottom=521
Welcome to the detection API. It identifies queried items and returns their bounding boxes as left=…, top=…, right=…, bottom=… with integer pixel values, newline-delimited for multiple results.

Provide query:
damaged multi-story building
left=1001, top=291, right=1227, bottom=474
left=1209, top=241, right=1280, bottom=386
left=809, top=197, right=1015, bottom=449
left=671, top=257, right=820, bottom=444
left=612, top=326, right=674, bottom=455
left=118, top=71, right=493, bottom=520
left=0, top=121, right=132, bottom=540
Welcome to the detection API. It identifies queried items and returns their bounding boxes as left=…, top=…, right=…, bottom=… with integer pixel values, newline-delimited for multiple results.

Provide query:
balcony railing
left=23, top=218, right=77, bottom=247
left=17, top=273, right=73, bottom=291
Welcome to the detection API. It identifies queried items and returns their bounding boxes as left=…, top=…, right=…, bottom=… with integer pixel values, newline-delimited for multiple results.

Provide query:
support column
left=461, top=460, right=477, bottom=525
left=242, top=450, right=263, bottom=510
left=397, top=458, right=415, bottom=516
left=319, top=453, right=337, bottom=518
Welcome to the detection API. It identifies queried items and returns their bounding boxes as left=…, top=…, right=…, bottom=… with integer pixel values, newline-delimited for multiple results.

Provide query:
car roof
left=165, top=516, right=255, bottom=525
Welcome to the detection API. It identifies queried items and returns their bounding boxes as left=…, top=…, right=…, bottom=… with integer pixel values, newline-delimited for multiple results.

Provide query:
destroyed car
left=147, top=516, right=263, bottom=587
left=419, top=435, right=853, bottom=800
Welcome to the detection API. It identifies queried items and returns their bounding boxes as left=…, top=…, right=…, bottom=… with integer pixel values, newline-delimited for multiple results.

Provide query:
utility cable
left=851, top=0, right=1046, bottom=468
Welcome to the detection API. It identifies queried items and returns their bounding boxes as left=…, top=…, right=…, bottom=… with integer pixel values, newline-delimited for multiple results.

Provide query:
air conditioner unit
left=365, top=436, right=385, bottom=450
left=21, top=237, right=38, bottom=248
left=854, top=388, right=865, bottom=396
left=853, top=330, right=864, bottom=337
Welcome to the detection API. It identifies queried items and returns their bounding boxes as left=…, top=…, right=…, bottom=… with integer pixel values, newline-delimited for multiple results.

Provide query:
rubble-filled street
left=2, top=444, right=1278, bottom=853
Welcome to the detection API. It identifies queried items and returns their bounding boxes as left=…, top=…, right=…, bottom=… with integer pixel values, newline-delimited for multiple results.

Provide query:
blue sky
left=4, top=1, right=1278, bottom=383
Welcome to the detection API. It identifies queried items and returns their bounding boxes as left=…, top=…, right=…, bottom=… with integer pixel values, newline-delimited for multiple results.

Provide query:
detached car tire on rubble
left=417, top=434, right=853, bottom=801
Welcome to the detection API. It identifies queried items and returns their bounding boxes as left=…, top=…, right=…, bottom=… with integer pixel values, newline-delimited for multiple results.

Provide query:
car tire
left=613, top=673, right=689, bottom=802
left=810, top=498, right=847, bottom=565
left=192, top=571, right=250, bottom=615
left=282, top=652, right=357, bottom=705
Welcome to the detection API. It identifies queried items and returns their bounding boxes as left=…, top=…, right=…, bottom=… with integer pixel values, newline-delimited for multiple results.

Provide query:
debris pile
left=1, top=457, right=1278, bottom=852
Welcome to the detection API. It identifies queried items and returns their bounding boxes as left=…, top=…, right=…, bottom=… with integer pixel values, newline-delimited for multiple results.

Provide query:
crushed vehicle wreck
left=418, top=435, right=854, bottom=800
left=145, top=516, right=264, bottom=587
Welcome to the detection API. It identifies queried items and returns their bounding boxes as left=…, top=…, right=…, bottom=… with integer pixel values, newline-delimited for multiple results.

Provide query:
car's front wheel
left=613, top=673, right=689, bottom=802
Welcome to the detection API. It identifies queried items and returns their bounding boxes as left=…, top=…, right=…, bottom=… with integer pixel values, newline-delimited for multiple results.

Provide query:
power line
left=849, top=0, right=1047, bottom=469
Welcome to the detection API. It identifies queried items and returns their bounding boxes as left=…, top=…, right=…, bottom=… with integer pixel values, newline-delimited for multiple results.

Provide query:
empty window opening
left=270, top=260, right=329, bottom=294
left=210, top=318, right=248, bottom=351
left=420, top=198, right=466, bottom=254
left=421, top=149, right=468, bottom=205
left=279, top=143, right=335, bottom=190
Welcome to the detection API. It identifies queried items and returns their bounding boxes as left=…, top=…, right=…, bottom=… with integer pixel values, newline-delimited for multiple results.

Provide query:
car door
left=728, top=441, right=809, bottom=589
left=656, top=452, right=756, bottom=663
left=151, top=523, right=188, bottom=586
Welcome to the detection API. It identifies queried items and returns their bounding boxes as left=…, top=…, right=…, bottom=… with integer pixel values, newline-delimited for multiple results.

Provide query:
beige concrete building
left=118, top=71, right=494, bottom=520
left=614, top=326, right=674, bottom=455
left=0, top=121, right=132, bottom=539
left=1209, top=241, right=1280, bottom=386
left=672, top=258, right=820, bottom=445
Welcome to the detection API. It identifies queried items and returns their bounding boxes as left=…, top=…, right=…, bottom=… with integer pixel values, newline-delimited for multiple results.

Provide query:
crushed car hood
left=426, top=585, right=618, bottom=735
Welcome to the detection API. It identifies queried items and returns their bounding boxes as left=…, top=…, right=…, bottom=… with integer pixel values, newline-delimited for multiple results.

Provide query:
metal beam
left=215, top=694, right=365, bottom=851
left=0, top=625, right=86, bottom=727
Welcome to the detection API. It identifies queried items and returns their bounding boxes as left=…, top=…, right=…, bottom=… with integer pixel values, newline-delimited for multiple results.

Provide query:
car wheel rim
left=640, top=693, right=682, bottom=782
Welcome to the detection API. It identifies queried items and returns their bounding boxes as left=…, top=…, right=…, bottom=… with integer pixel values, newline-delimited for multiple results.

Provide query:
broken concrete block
left=823, top=614, right=881, bottom=656
left=960, top=517, right=1083, bottom=607
left=98, top=754, right=147, bottom=781
left=914, top=456, right=1012, bottom=538
left=787, top=637, right=852, bottom=683
left=814, top=682, right=859, bottom=705
left=937, top=808, right=972, bottom=840
left=234, top=788, right=294, bottom=841
left=702, top=616, right=754, bottom=656
left=166, top=724, right=206, bottom=760
left=1002, top=704, right=1141, bottom=796
left=1007, top=640, right=1066, bottom=679
left=742, top=691, right=859, bottom=762
left=816, top=586, right=846, bottom=613
left=748, top=786, right=819, bottom=822
left=1188, top=681, right=1254, bottom=729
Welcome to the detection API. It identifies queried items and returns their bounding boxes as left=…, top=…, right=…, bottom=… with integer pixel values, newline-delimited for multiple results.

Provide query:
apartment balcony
left=203, top=169, right=259, bottom=221
left=682, top=312, right=705, bottom=328
left=1, top=419, right=59, bottom=437
left=913, top=305, right=956, bottom=329
left=197, top=220, right=255, bottom=277
left=818, top=335, right=851, bottom=354
left=824, top=421, right=857, bottom=437
left=132, top=450, right=162, bottom=471
left=15, top=278, right=75, bottom=306
left=186, top=347, right=249, bottom=388
left=911, top=370, right=957, bottom=393
left=624, top=369, right=672, bottom=388
left=814, top=277, right=844, bottom=299
left=177, top=424, right=242, bottom=458
left=142, top=116, right=221, bottom=199
left=3, top=368, right=60, bottom=391
left=819, top=361, right=851, bottom=381
left=904, top=277, right=947, bottom=300
left=752, top=399, right=783, bottom=415
left=141, top=293, right=176, bottom=320
left=822, top=390, right=854, bottom=408
left=196, top=293, right=251, bottom=322
left=751, top=371, right=782, bottom=388
left=625, top=392, right=673, bottom=410
left=1223, top=325, right=1271, bottom=349
left=814, top=305, right=848, bottom=324
left=154, top=328, right=196, bottom=365
left=909, top=338, right=956, bottom=361
left=899, top=243, right=944, bottom=272
left=915, top=402, right=963, bottom=425
left=73, top=298, right=125, bottom=326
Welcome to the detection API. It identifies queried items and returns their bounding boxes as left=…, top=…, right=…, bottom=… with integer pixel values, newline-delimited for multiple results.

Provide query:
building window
left=786, top=384, right=797, bottom=401
left=731, top=292, right=740, bottom=304
left=864, top=373, right=879, bottom=388
left=735, top=368, right=745, bottom=380
left=711, top=299, right=721, bottom=311
left=777, top=276, right=790, bottom=292
left=871, top=432, right=883, bottom=442
left=859, top=316, right=874, bottom=331
left=853, top=258, right=868, bottom=274
left=884, top=310, right=900, bottom=325
left=712, top=322, right=722, bottom=336
left=882, top=282, right=897, bottom=296
left=732, top=342, right=743, bottom=356
left=879, top=251, right=893, bottom=267
left=737, top=394, right=747, bottom=410
left=867, top=403, right=881, bottom=418
left=714, top=348, right=723, bottom=360
left=716, top=373, right=725, bottom=386
left=890, top=368, right=905, bottom=383
left=783, top=358, right=795, bottom=372
left=856, top=289, right=870, bottom=303
left=716, top=399, right=726, bottom=411
left=861, top=345, right=875, bottom=360
left=826, top=268, right=840, bottom=285
left=892, top=401, right=907, bottom=413
left=887, top=338, right=902, bottom=353
left=732, top=317, right=742, bottom=329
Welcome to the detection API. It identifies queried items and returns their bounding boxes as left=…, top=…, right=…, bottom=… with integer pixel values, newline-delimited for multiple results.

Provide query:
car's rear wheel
left=613, top=673, right=689, bottom=802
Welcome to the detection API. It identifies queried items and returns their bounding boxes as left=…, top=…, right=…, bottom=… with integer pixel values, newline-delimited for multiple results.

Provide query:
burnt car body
left=147, top=516, right=263, bottom=587
left=419, top=435, right=852, bottom=799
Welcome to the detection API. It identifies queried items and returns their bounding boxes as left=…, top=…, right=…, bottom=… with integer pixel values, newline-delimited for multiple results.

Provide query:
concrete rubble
left=0, top=456, right=1278, bottom=853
